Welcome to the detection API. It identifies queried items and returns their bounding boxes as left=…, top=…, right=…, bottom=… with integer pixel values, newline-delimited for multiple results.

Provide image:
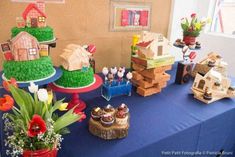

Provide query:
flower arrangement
left=181, top=13, right=211, bottom=37
left=1, top=81, right=85, bottom=157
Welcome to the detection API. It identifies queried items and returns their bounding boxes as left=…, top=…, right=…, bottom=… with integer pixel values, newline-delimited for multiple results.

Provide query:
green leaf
left=53, top=107, right=81, bottom=132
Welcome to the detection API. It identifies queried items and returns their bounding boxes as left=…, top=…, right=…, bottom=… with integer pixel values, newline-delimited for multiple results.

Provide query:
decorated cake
left=55, top=44, right=96, bottom=88
left=1, top=31, right=55, bottom=82
left=11, top=0, right=55, bottom=43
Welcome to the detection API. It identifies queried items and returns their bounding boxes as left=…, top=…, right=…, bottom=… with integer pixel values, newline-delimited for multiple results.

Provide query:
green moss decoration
left=11, top=26, right=54, bottom=42
left=3, top=57, right=54, bottom=81
left=55, top=67, right=94, bottom=88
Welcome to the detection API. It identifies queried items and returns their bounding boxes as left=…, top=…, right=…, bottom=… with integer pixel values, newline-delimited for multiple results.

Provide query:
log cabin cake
left=55, top=44, right=95, bottom=88
left=11, top=0, right=54, bottom=43
left=1, top=31, right=54, bottom=82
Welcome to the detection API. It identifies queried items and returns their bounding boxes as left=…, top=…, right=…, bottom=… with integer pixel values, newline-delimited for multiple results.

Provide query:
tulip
left=59, top=103, right=68, bottom=111
left=191, top=13, right=196, bottom=18
left=37, top=89, right=48, bottom=102
left=28, top=114, right=47, bottom=137
left=0, top=95, right=14, bottom=111
left=3, top=78, right=18, bottom=92
left=47, top=90, right=53, bottom=105
left=28, top=82, right=38, bottom=93
left=77, top=112, right=86, bottom=122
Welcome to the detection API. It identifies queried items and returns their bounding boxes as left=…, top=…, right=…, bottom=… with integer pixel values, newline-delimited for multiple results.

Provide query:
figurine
left=102, top=67, right=109, bottom=83
left=108, top=73, right=114, bottom=85
left=126, top=72, right=133, bottom=84
left=110, top=67, right=117, bottom=79
left=117, top=70, right=124, bottom=84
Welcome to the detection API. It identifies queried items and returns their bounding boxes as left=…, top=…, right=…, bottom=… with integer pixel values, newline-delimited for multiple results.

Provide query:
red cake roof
left=136, top=40, right=153, bottom=48
left=22, top=3, right=47, bottom=20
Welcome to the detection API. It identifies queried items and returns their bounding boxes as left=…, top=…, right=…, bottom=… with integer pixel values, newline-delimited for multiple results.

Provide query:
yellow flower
left=47, top=90, right=53, bottom=105
left=207, top=18, right=212, bottom=24
left=59, top=103, right=68, bottom=111
left=195, top=23, right=202, bottom=30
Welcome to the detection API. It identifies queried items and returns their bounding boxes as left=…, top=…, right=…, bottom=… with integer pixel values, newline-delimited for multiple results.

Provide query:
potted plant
left=181, top=13, right=211, bottom=45
left=1, top=81, right=85, bottom=157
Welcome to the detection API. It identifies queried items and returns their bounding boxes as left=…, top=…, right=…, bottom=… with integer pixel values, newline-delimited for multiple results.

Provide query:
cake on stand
left=49, top=74, right=102, bottom=113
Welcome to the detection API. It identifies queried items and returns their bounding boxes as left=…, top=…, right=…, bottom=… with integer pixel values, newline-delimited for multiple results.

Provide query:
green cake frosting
left=3, top=57, right=54, bottom=81
left=11, top=26, right=54, bottom=42
left=55, top=67, right=94, bottom=88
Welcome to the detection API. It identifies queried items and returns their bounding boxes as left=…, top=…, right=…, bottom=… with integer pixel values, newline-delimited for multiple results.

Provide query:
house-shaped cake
left=11, top=31, right=40, bottom=61
left=192, top=52, right=228, bottom=77
left=136, top=31, right=171, bottom=59
left=22, top=0, right=46, bottom=28
left=60, top=44, right=91, bottom=71
left=192, top=69, right=235, bottom=104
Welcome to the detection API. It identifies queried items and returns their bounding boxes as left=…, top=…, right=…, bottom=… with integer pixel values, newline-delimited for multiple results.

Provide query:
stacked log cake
left=130, top=31, right=175, bottom=97
left=131, top=57, right=173, bottom=96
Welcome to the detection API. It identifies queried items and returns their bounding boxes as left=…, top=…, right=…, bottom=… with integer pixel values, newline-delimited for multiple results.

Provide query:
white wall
left=168, top=0, right=235, bottom=76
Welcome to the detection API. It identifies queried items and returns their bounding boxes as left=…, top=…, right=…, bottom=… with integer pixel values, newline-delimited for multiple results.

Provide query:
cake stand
left=0, top=67, right=62, bottom=88
left=48, top=74, right=103, bottom=113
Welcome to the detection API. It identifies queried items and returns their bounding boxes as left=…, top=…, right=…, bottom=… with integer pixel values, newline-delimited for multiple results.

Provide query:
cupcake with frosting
left=117, top=103, right=129, bottom=115
left=91, top=107, right=104, bottom=121
left=100, top=114, right=114, bottom=127
left=115, top=110, right=128, bottom=126
left=103, top=104, right=115, bottom=116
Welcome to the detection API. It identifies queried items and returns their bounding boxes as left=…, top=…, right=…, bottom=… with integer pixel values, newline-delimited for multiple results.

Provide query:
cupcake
left=100, top=114, right=114, bottom=127
left=203, top=91, right=212, bottom=100
left=115, top=111, right=128, bottom=126
left=91, top=107, right=104, bottom=121
left=118, top=103, right=129, bottom=114
left=103, top=104, right=115, bottom=116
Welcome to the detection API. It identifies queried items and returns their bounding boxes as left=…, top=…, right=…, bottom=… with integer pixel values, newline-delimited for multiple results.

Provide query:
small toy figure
left=102, top=67, right=109, bottom=83
left=126, top=72, right=133, bottom=84
left=108, top=73, right=114, bottom=85
left=110, top=67, right=117, bottom=79
left=117, top=70, right=124, bottom=84
left=182, top=46, right=197, bottom=63
left=82, top=61, right=89, bottom=72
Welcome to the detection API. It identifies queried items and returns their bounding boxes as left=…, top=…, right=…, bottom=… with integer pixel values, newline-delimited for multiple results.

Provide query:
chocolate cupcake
left=103, top=104, right=115, bottom=115
left=100, top=114, right=114, bottom=127
left=203, top=91, right=212, bottom=100
left=118, top=103, right=129, bottom=114
left=91, top=107, right=104, bottom=121
left=115, top=111, right=128, bottom=126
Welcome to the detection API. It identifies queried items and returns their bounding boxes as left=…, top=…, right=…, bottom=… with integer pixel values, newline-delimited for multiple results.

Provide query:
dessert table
left=1, top=63, right=235, bottom=157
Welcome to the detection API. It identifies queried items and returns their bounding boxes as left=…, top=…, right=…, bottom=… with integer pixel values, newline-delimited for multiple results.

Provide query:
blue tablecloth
left=1, top=64, right=235, bottom=157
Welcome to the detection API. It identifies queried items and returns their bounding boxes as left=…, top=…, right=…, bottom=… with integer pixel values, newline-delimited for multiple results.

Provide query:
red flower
left=3, top=78, right=18, bottom=91
left=77, top=112, right=86, bottom=122
left=28, top=115, right=47, bottom=137
left=0, top=95, right=14, bottom=111
left=191, top=13, right=196, bottom=18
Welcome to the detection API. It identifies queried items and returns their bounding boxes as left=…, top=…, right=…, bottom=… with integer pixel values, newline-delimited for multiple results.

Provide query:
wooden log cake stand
left=131, top=55, right=174, bottom=96
left=89, top=115, right=130, bottom=140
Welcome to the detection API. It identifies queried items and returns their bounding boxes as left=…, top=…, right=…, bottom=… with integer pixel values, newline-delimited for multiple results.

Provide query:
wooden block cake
left=131, top=31, right=175, bottom=96
left=89, top=104, right=130, bottom=140
left=0, top=1, right=55, bottom=82
left=55, top=44, right=96, bottom=88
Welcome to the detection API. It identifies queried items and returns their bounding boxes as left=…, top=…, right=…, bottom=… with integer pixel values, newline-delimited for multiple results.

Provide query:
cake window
left=38, top=16, right=45, bottom=23
left=29, top=48, right=37, bottom=55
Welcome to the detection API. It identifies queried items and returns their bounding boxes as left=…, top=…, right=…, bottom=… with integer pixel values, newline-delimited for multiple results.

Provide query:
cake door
left=17, top=49, right=28, bottom=61
left=31, top=18, right=38, bottom=28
